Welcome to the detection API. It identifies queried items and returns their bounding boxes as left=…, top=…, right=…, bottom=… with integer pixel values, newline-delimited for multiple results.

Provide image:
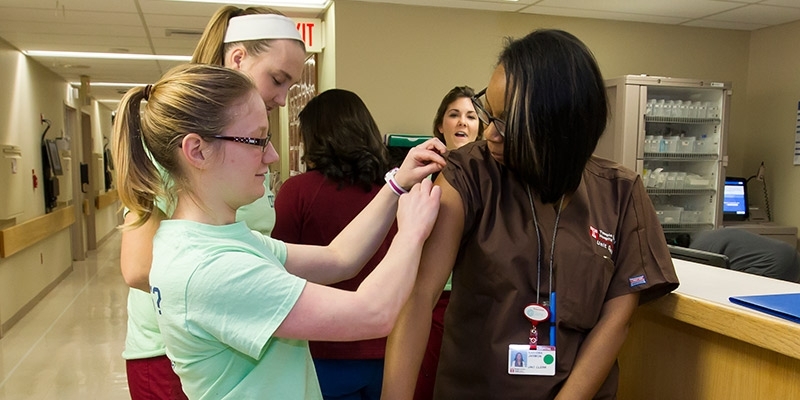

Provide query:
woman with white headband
left=119, top=6, right=307, bottom=399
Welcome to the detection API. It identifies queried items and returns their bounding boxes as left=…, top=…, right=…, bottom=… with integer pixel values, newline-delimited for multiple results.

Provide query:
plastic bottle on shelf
left=645, top=99, right=656, bottom=116
left=687, top=101, right=698, bottom=118
left=679, top=136, right=695, bottom=153
left=694, top=134, right=710, bottom=154
left=663, top=136, right=679, bottom=153
left=697, top=102, right=708, bottom=119
left=675, top=100, right=685, bottom=118
left=654, top=135, right=664, bottom=153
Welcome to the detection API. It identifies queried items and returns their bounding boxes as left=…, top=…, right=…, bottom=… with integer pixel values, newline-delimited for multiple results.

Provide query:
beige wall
left=0, top=37, right=116, bottom=333
left=89, top=101, right=120, bottom=242
left=746, top=20, right=800, bottom=231
left=0, top=38, right=73, bottom=330
left=333, top=1, right=751, bottom=175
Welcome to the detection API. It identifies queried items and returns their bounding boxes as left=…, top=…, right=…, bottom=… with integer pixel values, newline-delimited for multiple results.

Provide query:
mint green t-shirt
left=236, top=172, right=276, bottom=236
left=124, top=169, right=276, bottom=360
left=122, top=288, right=164, bottom=359
left=150, top=220, right=319, bottom=399
left=122, top=163, right=175, bottom=360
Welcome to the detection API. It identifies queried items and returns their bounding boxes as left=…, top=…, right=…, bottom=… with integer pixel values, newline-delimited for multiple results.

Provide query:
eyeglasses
left=471, top=88, right=506, bottom=136
left=212, top=132, right=271, bottom=152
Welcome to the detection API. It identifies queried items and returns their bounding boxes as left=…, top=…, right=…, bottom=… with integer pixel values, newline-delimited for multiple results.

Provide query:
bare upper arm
left=120, top=210, right=165, bottom=291
left=415, top=175, right=465, bottom=308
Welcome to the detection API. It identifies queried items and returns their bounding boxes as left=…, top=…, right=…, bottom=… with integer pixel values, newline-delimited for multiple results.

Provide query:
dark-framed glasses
left=471, top=88, right=506, bottom=136
left=213, top=132, right=271, bottom=152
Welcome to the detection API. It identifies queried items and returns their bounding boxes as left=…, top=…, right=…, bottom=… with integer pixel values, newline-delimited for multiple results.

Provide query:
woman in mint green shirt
left=119, top=7, right=303, bottom=399
left=114, top=64, right=446, bottom=399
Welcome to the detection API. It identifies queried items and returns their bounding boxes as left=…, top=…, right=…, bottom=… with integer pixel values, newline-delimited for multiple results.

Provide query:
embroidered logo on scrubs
left=629, top=275, right=647, bottom=287
left=589, top=226, right=615, bottom=255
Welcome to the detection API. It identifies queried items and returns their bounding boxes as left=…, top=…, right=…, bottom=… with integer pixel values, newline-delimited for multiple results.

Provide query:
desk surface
left=620, top=259, right=800, bottom=399
left=674, top=258, right=800, bottom=301
left=646, top=259, right=800, bottom=360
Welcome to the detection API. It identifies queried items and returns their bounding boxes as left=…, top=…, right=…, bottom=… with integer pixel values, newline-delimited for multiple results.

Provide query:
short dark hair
left=432, top=86, right=484, bottom=144
left=500, top=29, right=608, bottom=203
left=299, top=89, right=390, bottom=191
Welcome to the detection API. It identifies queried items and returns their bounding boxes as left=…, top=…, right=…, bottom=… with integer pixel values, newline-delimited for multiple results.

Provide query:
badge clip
left=523, top=303, right=550, bottom=350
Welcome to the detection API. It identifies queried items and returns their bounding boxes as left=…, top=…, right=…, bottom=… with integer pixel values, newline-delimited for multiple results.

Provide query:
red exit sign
left=295, top=18, right=323, bottom=53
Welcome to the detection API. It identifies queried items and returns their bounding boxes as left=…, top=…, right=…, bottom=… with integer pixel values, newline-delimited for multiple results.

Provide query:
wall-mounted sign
left=295, top=18, right=323, bottom=53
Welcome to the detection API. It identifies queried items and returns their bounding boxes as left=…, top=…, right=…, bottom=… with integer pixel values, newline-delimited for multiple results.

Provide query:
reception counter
left=618, top=259, right=800, bottom=399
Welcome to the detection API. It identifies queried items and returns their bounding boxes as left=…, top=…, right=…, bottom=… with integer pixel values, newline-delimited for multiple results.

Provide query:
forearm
left=382, top=290, right=434, bottom=400
left=278, top=227, right=432, bottom=341
left=351, top=229, right=428, bottom=335
left=322, top=185, right=400, bottom=281
left=556, top=292, right=639, bottom=400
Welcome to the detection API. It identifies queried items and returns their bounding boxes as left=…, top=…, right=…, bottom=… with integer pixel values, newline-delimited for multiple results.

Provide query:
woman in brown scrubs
left=383, top=29, right=679, bottom=399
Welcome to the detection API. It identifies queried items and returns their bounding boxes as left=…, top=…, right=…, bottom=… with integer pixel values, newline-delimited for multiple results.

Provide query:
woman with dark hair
left=383, top=29, right=678, bottom=399
left=431, top=86, right=483, bottom=150
left=414, top=85, right=483, bottom=400
left=272, top=88, right=394, bottom=399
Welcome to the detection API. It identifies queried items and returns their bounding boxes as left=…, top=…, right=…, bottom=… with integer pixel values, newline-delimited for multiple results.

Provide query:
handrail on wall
left=0, top=206, right=75, bottom=258
left=95, top=189, right=118, bottom=210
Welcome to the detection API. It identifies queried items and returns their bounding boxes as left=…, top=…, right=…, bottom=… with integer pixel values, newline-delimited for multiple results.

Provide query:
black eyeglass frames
left=471, top=88, right=506, bottom=136
left=212, top=132, right=272, bottom=152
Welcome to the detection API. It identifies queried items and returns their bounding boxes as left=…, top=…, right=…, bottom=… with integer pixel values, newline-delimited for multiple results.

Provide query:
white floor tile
left=0, top=232, right=129, bottom=399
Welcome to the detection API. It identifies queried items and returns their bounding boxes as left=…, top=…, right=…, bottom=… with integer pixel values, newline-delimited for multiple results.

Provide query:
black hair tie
left=143, top=84, right=153, bottom=100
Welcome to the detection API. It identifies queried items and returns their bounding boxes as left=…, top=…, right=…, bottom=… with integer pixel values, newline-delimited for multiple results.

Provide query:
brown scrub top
left=435, top=141, right=679, bottom=399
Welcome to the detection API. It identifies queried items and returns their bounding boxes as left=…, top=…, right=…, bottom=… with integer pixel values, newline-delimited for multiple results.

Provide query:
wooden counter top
left=645, top=259, right=800, bottom=360
left=619, top=259, right=800, bottom=399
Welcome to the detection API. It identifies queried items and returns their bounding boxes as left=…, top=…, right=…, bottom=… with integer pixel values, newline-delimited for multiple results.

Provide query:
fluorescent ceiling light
left=24, top=50, right=191, bottom=61
left=69, top=82, right=148, bottom=87
left=164, top=0, right=330, bottom=9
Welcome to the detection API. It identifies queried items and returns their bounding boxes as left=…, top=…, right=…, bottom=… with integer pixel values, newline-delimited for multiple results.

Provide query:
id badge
left=508, top=344, right=556, bottom=376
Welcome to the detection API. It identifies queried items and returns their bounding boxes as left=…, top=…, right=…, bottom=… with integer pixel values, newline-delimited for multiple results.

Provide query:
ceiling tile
left=534, top=0, right=742, bottom=19
left=682, top=19, right=768, bottom=30
left=349, top=0, right=526, bottom=12
left=762, top=0, right=800, bottom=8
left=0, top=0, right=138, bottom=13
left=518, top=5, right=688, bottom=25
left=707, top=4, right=800, bottom=25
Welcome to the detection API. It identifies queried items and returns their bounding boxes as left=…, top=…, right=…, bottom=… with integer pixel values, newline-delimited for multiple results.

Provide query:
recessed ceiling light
left=165, top=28, right=204, bottom=37
left=69, top=82, right=148, bottom=87
left=55, top=63, right=91, bottom=69
left=163, top=0, right=331, bottom=9
left=24, top=50, right=191, bottom=61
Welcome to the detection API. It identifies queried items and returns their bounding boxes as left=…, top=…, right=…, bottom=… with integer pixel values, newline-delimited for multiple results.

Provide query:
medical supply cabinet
left=597, top=75, right=731, bottom=235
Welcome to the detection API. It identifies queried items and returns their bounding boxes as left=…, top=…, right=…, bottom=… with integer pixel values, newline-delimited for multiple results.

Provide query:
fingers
left=419, top=137, right=447, bottom=155
left=397, top=180, right=442, bottom=241
left=395, top=138, right=447, bottom=189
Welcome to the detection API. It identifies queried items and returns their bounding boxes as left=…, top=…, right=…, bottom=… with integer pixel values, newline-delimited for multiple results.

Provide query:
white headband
left=224, top=14, right=304, bottom=45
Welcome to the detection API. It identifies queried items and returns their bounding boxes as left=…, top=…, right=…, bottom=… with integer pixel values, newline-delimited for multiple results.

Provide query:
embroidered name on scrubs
left=508, top=188, right=562, bottom=377
left=589, top=225, right=615, bottom=255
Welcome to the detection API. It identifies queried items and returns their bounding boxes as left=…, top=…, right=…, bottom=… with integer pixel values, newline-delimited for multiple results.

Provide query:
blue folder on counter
left=729, top=293, right=800, bottom=324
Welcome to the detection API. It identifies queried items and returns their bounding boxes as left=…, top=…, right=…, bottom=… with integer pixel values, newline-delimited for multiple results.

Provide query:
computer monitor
left=668, top=245, right=730, bottom=269
left=722, top=176, right=748, bottom=221
left=44, top=139, right=63, bottom=176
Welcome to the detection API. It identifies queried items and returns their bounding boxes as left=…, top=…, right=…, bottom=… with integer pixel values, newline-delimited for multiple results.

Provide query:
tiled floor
left=0, top=232, right=130, bottom=399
